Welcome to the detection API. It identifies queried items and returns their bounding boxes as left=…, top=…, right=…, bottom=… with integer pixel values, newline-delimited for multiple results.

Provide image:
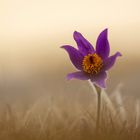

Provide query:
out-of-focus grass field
left=0, top=83, right=140, bottom=140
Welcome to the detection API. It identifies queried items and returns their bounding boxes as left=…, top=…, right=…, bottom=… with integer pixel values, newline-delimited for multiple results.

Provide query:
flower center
left=82, top=53, right=103, bottom=74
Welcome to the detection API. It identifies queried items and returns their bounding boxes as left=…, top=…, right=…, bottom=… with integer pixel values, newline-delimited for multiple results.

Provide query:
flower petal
left=67, top=71, right=89, bottom=80
left=103, top=52, right=122, bottom=71
left=61, top=45, right=84, bottom=70
left=90, top=72, right=107, bottom=88
left=73, top=31, right=95, bottom=55
left=96, top=28, right=110, bottom=59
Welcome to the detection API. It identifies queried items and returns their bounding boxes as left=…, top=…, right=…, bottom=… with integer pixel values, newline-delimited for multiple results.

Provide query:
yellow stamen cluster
left=82, top=53, right=103, bottom=74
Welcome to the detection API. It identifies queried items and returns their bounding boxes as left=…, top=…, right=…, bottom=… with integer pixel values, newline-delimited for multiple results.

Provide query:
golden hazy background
left=0, top=0, right=140, bottom=104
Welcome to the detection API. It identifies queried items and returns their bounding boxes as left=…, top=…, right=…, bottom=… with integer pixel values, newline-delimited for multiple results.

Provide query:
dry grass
left=0, top=84, right=140, bottom=140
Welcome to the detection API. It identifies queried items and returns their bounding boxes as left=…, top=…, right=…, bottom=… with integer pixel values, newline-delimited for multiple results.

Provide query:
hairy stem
left=95, top=84, right=102, bottom=133
left=88, top=81, right=102, bottom=133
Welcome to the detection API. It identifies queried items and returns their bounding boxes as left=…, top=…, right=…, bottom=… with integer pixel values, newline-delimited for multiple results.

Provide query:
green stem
left=95, top=84, right=102, bottom=133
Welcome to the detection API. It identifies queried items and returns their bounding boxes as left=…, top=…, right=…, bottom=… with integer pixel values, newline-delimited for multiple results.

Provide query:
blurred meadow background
left=0, top=0, right=140, bottom=139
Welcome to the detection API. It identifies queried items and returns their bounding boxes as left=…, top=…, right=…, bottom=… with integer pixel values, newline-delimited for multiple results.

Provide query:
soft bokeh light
left=0, top=0, right=140, bottom=102
left=0, top=1, right=140, bottom=139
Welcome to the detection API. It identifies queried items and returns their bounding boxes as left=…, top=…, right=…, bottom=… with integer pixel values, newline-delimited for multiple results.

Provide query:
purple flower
left=61, top=29, right=122, bottom=88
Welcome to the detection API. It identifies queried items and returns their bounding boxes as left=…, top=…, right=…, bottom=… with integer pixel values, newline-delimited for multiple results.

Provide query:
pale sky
left=0, top=0, right=140, bottom=56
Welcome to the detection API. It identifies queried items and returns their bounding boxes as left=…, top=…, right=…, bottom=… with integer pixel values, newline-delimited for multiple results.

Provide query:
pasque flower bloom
left=61, top=29, right=122, bottom=88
